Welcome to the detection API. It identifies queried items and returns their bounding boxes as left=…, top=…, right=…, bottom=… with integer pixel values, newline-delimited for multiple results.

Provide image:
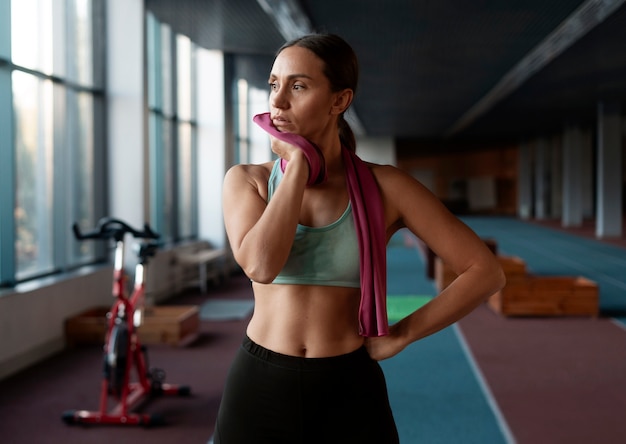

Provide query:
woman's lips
left=272, top=116, right=290, bottom=129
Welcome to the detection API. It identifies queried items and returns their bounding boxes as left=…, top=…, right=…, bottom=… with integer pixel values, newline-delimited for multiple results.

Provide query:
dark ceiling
left=145, top=0, right=626, bottom=146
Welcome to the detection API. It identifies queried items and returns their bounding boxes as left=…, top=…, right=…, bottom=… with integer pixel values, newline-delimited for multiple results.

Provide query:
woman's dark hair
left=278, top=33, right=359, bottom=152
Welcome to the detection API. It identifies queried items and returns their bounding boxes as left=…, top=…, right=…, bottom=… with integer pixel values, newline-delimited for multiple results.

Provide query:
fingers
left=269, top=136, right=300, bottom=160
left=269, top=136, right=326, bottom=187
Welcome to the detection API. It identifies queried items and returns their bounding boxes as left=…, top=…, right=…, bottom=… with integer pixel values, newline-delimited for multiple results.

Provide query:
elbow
left=232, top=242, right=287, bottom=284
left=239, top=261, right=280, bottom=285
left=495, top=266, right=507, bottom=292
left=246, top=271, right=276, bottom=285
left=470, top=254, right=506, bottom=304
left=487, top=259, right=507, bottom=297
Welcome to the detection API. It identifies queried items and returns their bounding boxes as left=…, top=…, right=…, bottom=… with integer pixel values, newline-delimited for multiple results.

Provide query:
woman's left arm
left=365, top=165, right=506, bottom=361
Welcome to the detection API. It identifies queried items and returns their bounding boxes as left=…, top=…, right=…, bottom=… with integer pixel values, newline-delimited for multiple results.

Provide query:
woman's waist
left=245, top=324, right=365, bottom=358
left=240, top=334, right=371, bottom=370
left=247, top=284, right=363, bottom=357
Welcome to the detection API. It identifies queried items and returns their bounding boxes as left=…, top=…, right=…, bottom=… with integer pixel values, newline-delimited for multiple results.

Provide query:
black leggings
left=214, top=336, right=399, bottom=444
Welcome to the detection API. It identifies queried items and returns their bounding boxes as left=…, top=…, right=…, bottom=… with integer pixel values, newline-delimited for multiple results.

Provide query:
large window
left=0, top=0, right=105, bottom=285
left=146, top=12, right=198, bottom=243
left=235, top=78, right=272, bottom=166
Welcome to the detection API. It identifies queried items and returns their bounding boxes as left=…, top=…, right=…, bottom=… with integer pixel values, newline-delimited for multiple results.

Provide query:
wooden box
left=488, top=276, right=599, bottom=317
left=435, top=255, right=526, bottom=292
left=65, top=305, right=199, bottom=347
left=139, top=306, right=200, bottom=346
left=65, top=306, right=109, bottom=346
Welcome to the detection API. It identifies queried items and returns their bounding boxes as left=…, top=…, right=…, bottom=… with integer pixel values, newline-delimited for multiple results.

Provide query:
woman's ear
left=330, top=89, right=354, bottom=115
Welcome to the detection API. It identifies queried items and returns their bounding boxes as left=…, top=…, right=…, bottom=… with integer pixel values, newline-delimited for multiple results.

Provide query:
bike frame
left=63, top=218, right=190, bottom=426
left=94, top=238, right=150, bottom=422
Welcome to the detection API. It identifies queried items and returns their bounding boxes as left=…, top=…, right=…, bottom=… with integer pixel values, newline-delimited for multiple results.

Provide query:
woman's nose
left=271, top=88, right=288, bottom=109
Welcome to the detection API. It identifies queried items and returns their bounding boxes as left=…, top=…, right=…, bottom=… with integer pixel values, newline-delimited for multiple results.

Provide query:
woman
left=215, top=33, right=505, bottom=443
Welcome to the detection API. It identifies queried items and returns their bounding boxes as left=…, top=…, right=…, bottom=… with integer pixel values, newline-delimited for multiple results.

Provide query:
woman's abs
left=247, top=283, right=364, bottom=357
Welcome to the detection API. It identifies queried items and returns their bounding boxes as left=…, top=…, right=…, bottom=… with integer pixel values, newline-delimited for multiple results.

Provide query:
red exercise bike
left=62, top=217, right=190, bottom=426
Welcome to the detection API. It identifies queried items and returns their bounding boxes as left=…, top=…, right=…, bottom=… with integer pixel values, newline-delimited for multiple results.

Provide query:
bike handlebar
left=72, top=218, right=160, bottom=242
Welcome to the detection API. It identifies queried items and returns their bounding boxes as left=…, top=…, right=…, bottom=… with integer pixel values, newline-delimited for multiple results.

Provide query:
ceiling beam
left=446, top=0, right=626, bottom=137
left=256, top=0, right=313, bottom=41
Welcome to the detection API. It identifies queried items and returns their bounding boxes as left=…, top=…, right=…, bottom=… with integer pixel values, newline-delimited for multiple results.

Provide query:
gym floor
left=0, top=216, right=625, bottom=443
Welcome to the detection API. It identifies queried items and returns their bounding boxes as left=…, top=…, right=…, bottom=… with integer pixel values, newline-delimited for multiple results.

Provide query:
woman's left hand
left=363, top=325, right=407, bottom=361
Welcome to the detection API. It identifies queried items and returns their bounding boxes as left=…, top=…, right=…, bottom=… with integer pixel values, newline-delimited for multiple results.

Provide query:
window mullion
left=53, top=83, right=69, bottom=270
left=0, top=68, right=15, bottom=286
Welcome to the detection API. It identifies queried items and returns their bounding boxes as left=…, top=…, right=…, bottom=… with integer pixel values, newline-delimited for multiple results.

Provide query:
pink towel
left=253, top=112, right=389, bottom=336
left=252, top=113, right=327, bottom=186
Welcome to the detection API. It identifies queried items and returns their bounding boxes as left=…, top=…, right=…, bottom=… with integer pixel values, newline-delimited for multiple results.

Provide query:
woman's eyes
left=268, top=82, right=305, bottom=91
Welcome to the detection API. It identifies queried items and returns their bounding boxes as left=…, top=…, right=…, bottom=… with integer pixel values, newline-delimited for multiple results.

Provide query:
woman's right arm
left=222, top=150, right=309, bottom=283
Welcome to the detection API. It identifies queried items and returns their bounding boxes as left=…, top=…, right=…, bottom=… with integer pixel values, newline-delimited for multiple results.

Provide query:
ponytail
left=338, top=114, right=356, bottom=153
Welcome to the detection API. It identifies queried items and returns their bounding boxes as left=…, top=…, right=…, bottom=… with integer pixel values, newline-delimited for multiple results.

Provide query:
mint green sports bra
left=268, top=160, right=360, bottom=288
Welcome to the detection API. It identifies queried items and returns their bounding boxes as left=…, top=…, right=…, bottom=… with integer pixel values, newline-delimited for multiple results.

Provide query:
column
left=581, top=129, right=594, bottom=218
left=549, top=135, right=563, bottom=218
left=596, top=101, right=623, bottom=238
left=518, top=141, right=533, bottom=219
left=107, top=0, right=145, bottom=269
left=534, top=138, right=548, bottom=220
left=197, top=49, right=227, bottom=248
left=562, top=125, right=584, bottom=227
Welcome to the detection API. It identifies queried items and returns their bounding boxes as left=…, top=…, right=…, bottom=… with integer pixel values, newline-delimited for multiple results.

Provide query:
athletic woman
left=215, top=33, right=505, bottom=443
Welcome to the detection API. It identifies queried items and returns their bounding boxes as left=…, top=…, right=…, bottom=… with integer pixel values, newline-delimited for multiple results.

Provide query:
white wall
left=107, top=0, right=144, bottom=225
left=107, top=0, right=146, bottom=268
left=0, top=267, right=113, bottom=380
left=197, top=49, right=227, bottom=248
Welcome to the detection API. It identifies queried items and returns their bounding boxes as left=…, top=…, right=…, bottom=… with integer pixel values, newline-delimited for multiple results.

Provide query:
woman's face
left=268, top=46, right=338, bottom=140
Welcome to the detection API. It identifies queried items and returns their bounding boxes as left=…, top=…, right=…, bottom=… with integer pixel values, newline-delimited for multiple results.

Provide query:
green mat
left=387, top=295, right=432, bottom=322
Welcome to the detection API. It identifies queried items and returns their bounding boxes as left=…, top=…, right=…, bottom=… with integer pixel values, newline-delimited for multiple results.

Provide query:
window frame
left=146, top=12, right=199, bottom=244
left=0, top=0, right=107, bottom=286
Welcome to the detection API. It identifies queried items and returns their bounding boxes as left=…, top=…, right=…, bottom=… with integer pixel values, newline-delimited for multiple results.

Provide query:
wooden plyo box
left=435, top=255, right=526, bottom=292
left=139, top=306, right=200, bottom=346
left=488, top=276, right=599, bottom=317
left=65, top=306, right=109, bottom=346
left=65, top=305, right=200, bottom=347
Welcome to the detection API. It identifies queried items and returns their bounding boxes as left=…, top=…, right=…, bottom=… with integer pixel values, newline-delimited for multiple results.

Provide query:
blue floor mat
left=386, top=233, right=436, bottom=296
left=383, top=230, right=511, bottom=443
left=381, top=326, right=510, bottom=444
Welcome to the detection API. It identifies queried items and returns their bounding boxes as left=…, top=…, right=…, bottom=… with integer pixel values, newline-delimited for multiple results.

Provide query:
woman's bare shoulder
left=368, top=162, right=453, bottom=232
left=225, top=161, right=274, bottom=185
left=369, top=162, right=428, bottom=193
left=226, top=161, right=274, bottom=178
left=224, top=161, right=275, bottom=200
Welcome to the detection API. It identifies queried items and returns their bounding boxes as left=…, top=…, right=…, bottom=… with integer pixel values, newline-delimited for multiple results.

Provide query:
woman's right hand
left=270, top=135, right=305, bottom=161
left=270, top=135, right=311, bottom=181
